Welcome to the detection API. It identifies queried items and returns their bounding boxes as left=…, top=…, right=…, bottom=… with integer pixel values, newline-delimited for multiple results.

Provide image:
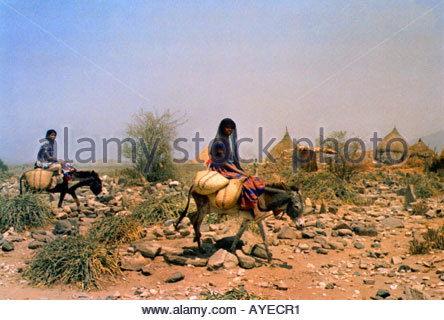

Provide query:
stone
left=364, top=279, right=375, bottom=285
left=185, top=258, right=208, bottom=267
left=352, top=224, right=378, bottom=236
left=275, top=281, right=289, bottom=290
left=251, top=244, right=270, bottom=260
left=381, top=217, right=404, bottom=229
left=52, top=219, right=78, bottom=236
left=165, top=272, right=184, bottom=283
left=235, top=250, right=255, bottom=269
left=207, top=249, right=228, bottom=270
left=404, top=286, right=430, bottom=300
left=325, top=283, right=335, bottom=289
left=316, top=248, right=328, bottom=255
left=376, top=289, right=390, bottom=299
left=1, top=241, right=14, bottom=252
left=215, top=236, right=244, bottom=250
left=62, top=205, right=71, bottom=213
left=223, top=252, right=239, bottom=269
left=302, top=231, right=316, bottom=239
left=398, top=265, right=411, bottom=272
left=319, top=201, right=327, bottom=213
left=277, top=226, right=299, bottom=240
left=141, top=265, right=154, bottom=276
left=391, top=256, right=403, bottom=265
left=314, top=235, right=328, bottom=246
left=354, top=241, right=364, bottom=249
left=163, top=254, right=187, bottom=266
left=133, top=242, right=161, bottom=259
left=337, top=229, right=354, bottom=237
left=120, top=252, right=149, bottom=271
left=333, top=223, right=352, bottom=230
left=28, top=241, right=45, bottom=250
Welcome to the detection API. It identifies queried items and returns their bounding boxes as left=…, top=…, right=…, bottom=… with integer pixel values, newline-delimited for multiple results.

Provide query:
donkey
left=20, top=170, right=102, bottom=209
left=175, top=183, right=305, bottom=262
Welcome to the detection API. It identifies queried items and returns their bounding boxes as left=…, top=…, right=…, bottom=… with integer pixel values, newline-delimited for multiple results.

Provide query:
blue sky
left=1, top=0, right=443, bottom=164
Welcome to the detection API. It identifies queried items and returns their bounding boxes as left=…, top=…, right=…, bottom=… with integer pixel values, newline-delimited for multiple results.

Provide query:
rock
left=28, top=241, right=45, bottom=250
left=424, top=210, right=435, bottom=219
left=275, top=281, right=289, bottom=290
left=55, top=211, right=68, bottom=220
left=328, top=206, right=338, bottom=214
left=163, top=254, right=187, bottom=266
left=120, top=252, right=149, bottom=271
left=215, top=237, right=244, bottom=250
left=363, top=279, right=375, bottom=285
left=251, top=244, right=270, bottom=260
left=223, top=252, right=239, bottom=269
left=52, top=219, right=78, bottom=236
left=325, top=283, right=335, bottom=289
left=207, top=249, right=228, bottom=270
left=333, top=223, right=352, bottom=230
left=376, top=289, right=390, bottom=299
left=235, top=250, right=255, bottom=269
left=352, top=223, right=378, bottom=236
left=277, top=226, right=299, bottom=240
left=391, top=256, right=403, bottom=265
left=405, top=185, right=416, bottom=205
left=398, top=265, right=411, bottom=272
left=319, top=201, right=327, bottom=213
left=354, top=241, right=364, bottom=249
left=337, top=229, right=354, bottom=237
left=133, top=242, right=161, bottom=259
left=316, top=248, right=328, bottom=255
left=313, top=236, right=328, bottom=247
left=141, top=265, right=154, bottom=276
left=298, top=243, right=309, bottom=251
left=302, top=231, right=316, bottom=239
left=179, top=229, right=191, bottom=237
left=186, top=257, right=208, bottom=267
left=404, top=286, right=430, bottom=300
left=381, top=217, right=404, bottom=229
left=1, top=241, right=14, bottom=252
left=165, top=272, right=184, bottom=283
left=62, top=205, right=71, bottom=213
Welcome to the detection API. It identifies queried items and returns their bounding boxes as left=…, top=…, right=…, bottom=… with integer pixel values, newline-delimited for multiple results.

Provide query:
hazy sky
left=1, top=0, right=443, bottom=164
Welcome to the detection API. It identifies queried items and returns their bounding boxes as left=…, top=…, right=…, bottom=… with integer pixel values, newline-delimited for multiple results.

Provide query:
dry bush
left=409, top=227, right=444, bottom=255
left=89, top=214, right=145, bottom=247
left=0, top=193, right=53, bottom=233
left=24, top=236, right=120, bottom=290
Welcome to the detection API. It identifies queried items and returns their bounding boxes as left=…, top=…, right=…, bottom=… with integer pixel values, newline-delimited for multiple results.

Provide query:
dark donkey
left=175, top=182, right=305, bottom=262
left=20, top=170, right=102, bottom=209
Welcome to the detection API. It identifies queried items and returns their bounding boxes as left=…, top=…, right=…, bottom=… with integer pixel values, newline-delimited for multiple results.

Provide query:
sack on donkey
left=23, top=169, right=53, bottom=190
left=194, top=170, right=229, bottom=195
left=209, top=178, right=243, bottom=210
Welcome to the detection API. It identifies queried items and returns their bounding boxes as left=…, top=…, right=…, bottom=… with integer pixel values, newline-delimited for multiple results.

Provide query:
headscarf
left=209, top=118, right=243, bottom=170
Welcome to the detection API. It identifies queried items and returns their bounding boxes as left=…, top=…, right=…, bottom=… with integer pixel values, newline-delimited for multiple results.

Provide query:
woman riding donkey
left=35, top=129, right=76, bottom=189
left=209, top=118, right=272, bottom=222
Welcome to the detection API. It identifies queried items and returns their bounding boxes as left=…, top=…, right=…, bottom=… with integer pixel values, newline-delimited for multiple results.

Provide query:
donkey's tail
left=175, top=185, right=193, bottom=230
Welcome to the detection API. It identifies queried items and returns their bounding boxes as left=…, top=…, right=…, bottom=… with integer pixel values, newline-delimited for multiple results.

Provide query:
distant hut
left=268, top=127, right=294, bottom=161
left=192, top=145, right=209, bottom=165
left=407, top=138, right=436, bottom=167
left=376, top=127, right=408, bottom=164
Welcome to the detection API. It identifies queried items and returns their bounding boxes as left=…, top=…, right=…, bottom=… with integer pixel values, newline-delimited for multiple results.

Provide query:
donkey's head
left=285, top=185, right=305, bottom=229
left=89, top=170, right=103, bottom=196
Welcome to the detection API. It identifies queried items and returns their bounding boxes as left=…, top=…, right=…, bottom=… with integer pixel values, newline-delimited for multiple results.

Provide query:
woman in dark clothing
left=209, top=118, right=272, bottom=222
left=35, top=129, right=76, bottom=188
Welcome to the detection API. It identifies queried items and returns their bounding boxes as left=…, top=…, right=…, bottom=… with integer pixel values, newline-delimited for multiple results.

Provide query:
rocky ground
left=0, top=174, right=443, bottom=300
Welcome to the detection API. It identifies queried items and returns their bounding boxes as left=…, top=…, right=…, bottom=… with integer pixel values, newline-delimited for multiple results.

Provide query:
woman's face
left=223, top=124, right=234, bottom=137
left=48, top=133, right=57, bottom=142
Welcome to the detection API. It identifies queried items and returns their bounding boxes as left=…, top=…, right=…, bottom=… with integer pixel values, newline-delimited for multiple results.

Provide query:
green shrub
left=409, top=227, right=444, bottom=255
left=411, top=202, right=429, bottom=216
left=400, top=172, right=444, bottom=198
left=288, top=171, right=358, bottom=203
left=24, top=236, right=120, bottom=290
left=0, top=193, right=53, bottom=233
left=116, top=167, right=145, bottom=186
left=89, top=214, right=144, bottom=247
left=0, top=158, right=7, bottom=172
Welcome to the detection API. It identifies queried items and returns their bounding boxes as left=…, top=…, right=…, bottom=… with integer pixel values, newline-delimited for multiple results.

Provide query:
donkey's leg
left=257, top=220, right=272, bottom=262
left=69, top=190, right=81, bottom=209
left=230, top=218, right=249, bottom=253
left=58, top=191, right=67, bottom=208
left=191, top=194, right=209, bottom=252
